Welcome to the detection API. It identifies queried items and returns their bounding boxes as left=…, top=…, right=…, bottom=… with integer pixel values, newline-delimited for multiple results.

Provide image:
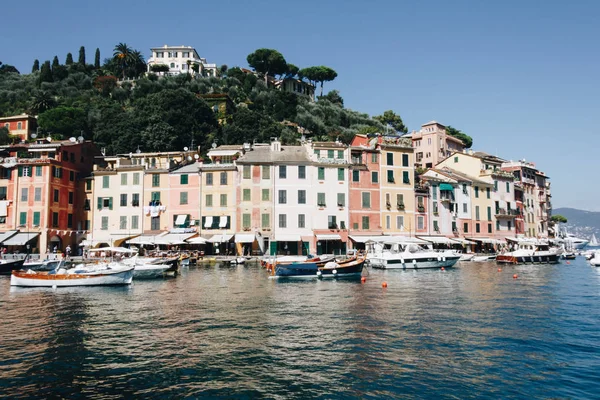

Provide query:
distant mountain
left=554, top=208, right=600, bottom=239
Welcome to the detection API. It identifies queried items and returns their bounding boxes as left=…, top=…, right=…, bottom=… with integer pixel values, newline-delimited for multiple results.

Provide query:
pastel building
left=147, top=45, right=218, bottom=77
left=411, top=121, right=466, bottom=169
left=167, top=163, right=201, bottom=231
left=0, top=114, right=38, bottom=142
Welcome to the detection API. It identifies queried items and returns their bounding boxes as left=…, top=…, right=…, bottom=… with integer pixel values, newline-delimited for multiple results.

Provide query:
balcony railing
left=495, top=208, right=521, bottom=219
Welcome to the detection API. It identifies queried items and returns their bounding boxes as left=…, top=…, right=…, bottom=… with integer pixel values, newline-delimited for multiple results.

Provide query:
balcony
left=495, top=208, right=520, bottom=219
left=417, top=205, right=425, bottom=213
left=397, top=203, right=405, bottom=211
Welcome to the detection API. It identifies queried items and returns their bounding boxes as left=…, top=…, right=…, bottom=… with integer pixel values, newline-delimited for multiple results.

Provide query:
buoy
left=498, top=268, right=502, bottom=272
left=361, top=277, right=366, bottom=283
left=566, top=261, right=570, bottom=265
left=52, top=285, right=57, bottom=290
left=513, top=274, right=518, bottom=279
left=332, top=269, right=338, bottom=275
left=441, top=267, right=445, bottom=271
left=316, top=271, right=322, bottom=277
left=382, top=281, right=388, bottom=288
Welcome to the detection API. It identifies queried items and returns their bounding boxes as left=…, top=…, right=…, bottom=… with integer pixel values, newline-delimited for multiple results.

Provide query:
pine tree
left=32, top=59, right=40, bottom=73
left=66, top=53, right=74, bottom=65
left=79, top=46, right=86, bottom=65
left=94, top=48, right=100, bottom=68
left=52, top=56, right=59, bottom=70
left=39, top=61, right=53, bottom=83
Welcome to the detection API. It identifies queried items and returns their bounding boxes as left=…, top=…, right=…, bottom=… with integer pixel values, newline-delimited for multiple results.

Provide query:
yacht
left=563, top=234, right=589, bottom=250
left=366, top=240, right=461, bottom=269
left=497, top=238, right=561, bottom=264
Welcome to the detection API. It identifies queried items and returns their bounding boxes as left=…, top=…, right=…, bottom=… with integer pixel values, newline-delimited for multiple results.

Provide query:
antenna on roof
left=136, top=145, right=141, bottom=154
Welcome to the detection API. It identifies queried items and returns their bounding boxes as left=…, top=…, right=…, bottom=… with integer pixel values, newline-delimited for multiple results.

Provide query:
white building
left=147, top=45, right=218, bottom=77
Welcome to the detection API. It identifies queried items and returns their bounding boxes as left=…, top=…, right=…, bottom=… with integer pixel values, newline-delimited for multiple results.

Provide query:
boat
left=10, top=262, right=134, bottom=287
left=471, top=254, right=496, bottom=262
left=561, top=251, right=577, bottom=260
left=590, top=234, right=599, bottom=247
left=22, top=259, right=66, bottom=272
left=270, top=254, right=366, bottom=279
left=589, top=252, right=600, bottom=266
left=563, top=234, right=589, bottom=250
left=367, top=240, right=460, bottom=269
left=230, top=257, right=246, bottom=265
left=262, top=254, right=335, bottom=271
left=496, top=238, right=561, bottom=264
left=459, top=253, right=474, bottom=261
left=121, top=256, right=173, bottom=279
left=0, top=258, right=26, bottom=275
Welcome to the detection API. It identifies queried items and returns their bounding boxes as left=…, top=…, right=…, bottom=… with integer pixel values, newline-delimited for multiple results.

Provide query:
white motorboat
left=366, top=240, right=460, bottom=269
left=471, top=254, right=497, bottom=262
left=10, top=262, right=133, bottom=287
left=563, top=234, right=589, bottom=250
left=497, top=238, right=561, bottom=264
left=459, top=253, right=474, bottom=261
left=121, top=256, right=172, bottom=279
left=589, top=251, right=600, bottom=266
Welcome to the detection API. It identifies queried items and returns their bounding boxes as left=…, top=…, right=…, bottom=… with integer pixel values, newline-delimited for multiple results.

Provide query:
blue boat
left=271, top=255, right=366, bottom=279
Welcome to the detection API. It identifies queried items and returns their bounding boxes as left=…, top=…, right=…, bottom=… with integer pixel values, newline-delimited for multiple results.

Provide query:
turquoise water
left=1, top=259, right=599, bottom=399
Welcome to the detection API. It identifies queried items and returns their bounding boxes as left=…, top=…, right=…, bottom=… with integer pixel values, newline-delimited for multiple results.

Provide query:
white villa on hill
left=147, top=45, right=218, bottom=77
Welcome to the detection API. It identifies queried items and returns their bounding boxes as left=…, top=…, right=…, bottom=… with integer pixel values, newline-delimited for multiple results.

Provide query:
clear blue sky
left=2, top=0, right=598, bottom=210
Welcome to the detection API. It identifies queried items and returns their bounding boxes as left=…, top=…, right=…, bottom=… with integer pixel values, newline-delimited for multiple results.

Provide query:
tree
left=52, top=56, right=59, bottom=70
left=93, top=75, right=118, bottom=96
left=320, top=90, right=344, bottom=107
left=29, top=90, right=57, bottom=114
left=66, top=53, right=74, bottom=65
left=150, top=64, right=170, bottom=73
left=283, top=63, right=299, bottom=79
left=32, top=59, right=40, bottom=73
left=39, top=60, right=53, bottom=84
left=246, top=48, right=287, bottom=84
left=128, top=50, right=146, bottom=78
left=113, top=42, right=132, bottom=79
left=38, top=106, right=87, bottom=138
left=446, top=126, right=473, bottom=148
left=551, top=215, right=568, bottom=224
left=299, top=66, right=338, bottom=96
left=78, top=46, right=86, bottom=65
left=374, top=110, right=408, bottom=134
left=94, top=48, right=101, bottom=69
left=0, top=126, right=12, bottom=145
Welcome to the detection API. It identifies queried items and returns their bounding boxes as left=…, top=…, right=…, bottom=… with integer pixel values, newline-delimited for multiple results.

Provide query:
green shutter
left=270, top=241, right=277, bottom=255
left=33, top=211, right=40, bottom=226
left=97, top=197, right=103, bottom=209
left=19, top=212, right=26, bottom=226
left=318, top=167, right=324, bottom=180
left=108, top=197, right=113, bottom=210
left=18, top=166, right=23, bottom=177
left=338, top=168, right=344, bottom=181
left=180, top=174, right=188, bottom=184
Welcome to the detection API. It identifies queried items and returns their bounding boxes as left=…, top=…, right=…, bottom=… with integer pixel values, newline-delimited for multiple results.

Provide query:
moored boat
left=0, top=258, right=26, bottom=275
left=497, top=238, right=561, bottom=264
left=271, top=254, right=366, bottom=279
left=471, top=254, right=496, bottom=262
left=10, top=264, right=134, bottom=287
left=367, top=240, right=460, bottom=269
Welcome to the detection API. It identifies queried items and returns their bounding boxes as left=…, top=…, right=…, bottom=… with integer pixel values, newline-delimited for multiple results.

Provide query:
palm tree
left=129, top=50, right=146, bottom=78
left=29, top=90, right=57, bottom=114
left=113, top=43, right=133, bottom=80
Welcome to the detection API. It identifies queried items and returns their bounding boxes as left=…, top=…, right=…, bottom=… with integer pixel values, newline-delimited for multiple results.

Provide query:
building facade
left=147, top=45, right=218, bottom=77
left=411, top=121, right=466, bottom=169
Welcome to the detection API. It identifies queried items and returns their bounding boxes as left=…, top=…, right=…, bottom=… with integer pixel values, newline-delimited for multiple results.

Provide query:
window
left=328, top=215, right=337, bottom=229
left=433, top=220, right=439, bottom=232
left=337, top=193, right=345, bottom=207
left=318, top=167, right=325, bottom=180
left=487, top=206, right=492, bottom=221
left=486, top=187, right=491, bottom=199
left=494, top=181, right=498, bottom=192
left=433, top=202, right=439, bottom=214
left=278, top=190, right=287, bottom=204
left=262, top=166, right=270, bottom=179
left=372, top=171, right=378, bottom=183
left=220, top=172, right=227, bottom=185
left=317, top=192, right=326, bottom=207
left=385, top=215, right=391, bottom=229
left=387, top=153, right=393, bottom=166
left=475, top=187, right=479, bottom=198
left=298, top=190, right=306, bottom=204
left=279, top=166, right=287, bottom=179
left=496, top=220, right=500, bottom=231
left=298, top=214, right=305, bottom=228
left=463, top=203, right=467, bottom=213
left=180, top=174, right=189, bottom=185
left=151, top=192, right=160, bottom=202
left=17, top=122, right=22, bottom=129
left=452, top=221, right=457, bottom=232
left=101, top=216, right=108, bottom=230
left=19, top=212, right=26, bottom=226
left=103, top=175, right=109, bottom=188
left=206, top=173, right=213, bottom=186
left=488, top=224, right=492, bottom=233
left=352, top=170, right=360, bottom=182
left=362, top=192, right=371, bottom=208
left=243, top=166, right=250, bottom=179
left=206, top=194, right=213, bottom=207
left=362, top=216, right=370, bottom=229
left=242, top=213, right=251, bottom=229
left=327, top=150, right=334, bottom=159
left=432, top=185, right=437, bottom=200
left=464, top=222, right=469, bottom=233
left=454, top=156, right=459, bottom=163
left=262, top=189, right=270, bottom=201
left=278, top=214, right=287, bottom=228
left=68, top=191, right=74, bottom=205
left=243, top=189, right=251, bottom=201
left=33, top=212, right=40, bottom=226
left=120, top=216, right=127, bottom=230
left=476, top=223, right=480, bottom=233
left=462, top=184, right=467, bottom=194
left=387, top=170, right=394, bottom=183
left=417, top=216, right=424, bottom=230
left=19, top=166, right=31, bottom=177
left=397, top=194, right=404, bottom=207
left=151, top=216, right=160, bottom=230
left=371, top=153, right=378, bottom=163
left=337, top=150, right=343, bottom=159
left=35, top=166, right=42, bottom=176
left=132, top=215, right=139, bottom=230
left=220, top=194, right=227, bottom=206
left=508, top=221, right=512, bottom=230
left=129, top=193, right=139, bottom=207
left=397, top=216, right=404, bottom=230
left=180, top=192, right=188, bottom=205
left=84, top=220, right=90, bottom=230
left=475, top=206, right=480, bottom=220
left=402, top=154, right=409, bottom=167
left=33, top=187, right=41, bottom=202
left=338, top=168, right=344, bottom=181
left=21, top=188, right=28, bottom=202
left=314, top=149, right=320, bottom=158
left=120, top=193, right=127, bottom=207
left=403, top=171, right=410, bottom=184
left=150, top=173, right=159, bottom=187
left=506, top=182, right=510, bottom=193
left=133, top=173, right=140, bottom=185
left=262, top=213, right=270, bottom=228
left=298, top=166, right=306, bottom=179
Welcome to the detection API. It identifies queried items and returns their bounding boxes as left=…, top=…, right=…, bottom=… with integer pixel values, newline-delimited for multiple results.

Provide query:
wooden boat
left=270, top=254, right=366, bottom=279
left=497, top=239, right=560, bottom=264
left=0, top=258, right=26, bottom=275
left=10, top=265, right=134, bottom=287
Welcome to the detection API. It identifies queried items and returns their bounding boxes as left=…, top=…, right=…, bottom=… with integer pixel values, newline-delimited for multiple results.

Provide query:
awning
left=274, top=233, right=301, bottom=242
left=440, top=183, right=454, bottom=191
left=128, top=234, right=163, bottom=245
left=187, top=236, right=207, bottom=244
left=175, top=214, right=188, bottom=226
left=204, top=216, right=213, bottom=229
left=219, top=216, right=228, bottom=228
left=417, top=235, right=456, bottom=245
left=467, top=237, right=504, bottom=244
left=208, top=149, right=240, bottom=157
left=0, top=230, right=19, bottom=243
left=316, top=234, right=342, bottom=241
left=235, top=233, right=256, bottom=243
left=208, top=234, right=234, bottom=243
left=349, top=235, right=386, bottom=243
left=154, top=232, right=197, bottom=245
left=451, top=238, right=478, bottom=245
left=2, top=232, right=39, bottom=246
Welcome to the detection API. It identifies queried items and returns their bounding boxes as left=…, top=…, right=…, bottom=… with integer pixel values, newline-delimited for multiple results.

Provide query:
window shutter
left=97, top=197, right=103, bottom=210
left=108, top=197, right=113, bottom=210
left=18, top=166, right=23, bottom=177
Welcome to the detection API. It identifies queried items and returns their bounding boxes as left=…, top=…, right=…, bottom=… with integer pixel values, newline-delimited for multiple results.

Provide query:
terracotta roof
left=236, top=145, right=311, bottom=164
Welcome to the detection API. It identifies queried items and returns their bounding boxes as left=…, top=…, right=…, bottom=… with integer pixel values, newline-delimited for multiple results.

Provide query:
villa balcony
left=495, top=208, right=520, bottom=219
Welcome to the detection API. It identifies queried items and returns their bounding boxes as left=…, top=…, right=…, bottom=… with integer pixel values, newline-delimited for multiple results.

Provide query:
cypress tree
left=94, top=48, right=100, bottom=68
left=40, top=61, right=53, bottom=83
left=79, top=46, right=86, bottom=65
left=32, top=59, right=40, bottom=73
left=66, top=53, right=74, bottom=65
left=52, top=56, right=59, bottom=70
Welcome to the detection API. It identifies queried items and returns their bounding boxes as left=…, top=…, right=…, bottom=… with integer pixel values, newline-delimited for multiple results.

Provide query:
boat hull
left=369, top=256, right=460, bottom=269
left=10, top=268, right=134, bottom=287
left=0, top=259, right=26, bottom=275
left=272, top=258, right=365, bottom=279
left=133, top=265, right=171, bottom=279
left=496, top=253, right=560, bottom=264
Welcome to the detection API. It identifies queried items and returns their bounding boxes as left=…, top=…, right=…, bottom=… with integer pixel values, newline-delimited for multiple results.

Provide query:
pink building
left=411, top=121, right=465, bottom=169
left=0, top=114, right=38, bottom=142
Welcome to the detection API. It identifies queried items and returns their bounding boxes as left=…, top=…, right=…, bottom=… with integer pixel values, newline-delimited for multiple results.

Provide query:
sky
left=1, top=0, right=599, bottom=210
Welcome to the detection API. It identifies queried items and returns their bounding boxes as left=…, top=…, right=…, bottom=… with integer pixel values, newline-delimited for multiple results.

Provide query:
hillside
left=553, top=207, right=600, bottom=239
